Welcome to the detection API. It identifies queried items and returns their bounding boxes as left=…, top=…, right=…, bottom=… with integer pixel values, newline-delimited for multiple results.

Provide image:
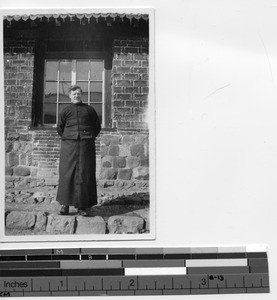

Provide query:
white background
left=1, top=0, right=277, bottom=299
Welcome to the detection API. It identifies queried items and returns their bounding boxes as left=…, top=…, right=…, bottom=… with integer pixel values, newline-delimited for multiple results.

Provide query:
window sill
left=28, top=126, right=148, bottom=133
left=28, top=126, right=117, bottom=132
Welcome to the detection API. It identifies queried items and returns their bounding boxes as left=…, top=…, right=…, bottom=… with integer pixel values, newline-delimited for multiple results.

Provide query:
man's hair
left=68, top=84, right=82, bottom=94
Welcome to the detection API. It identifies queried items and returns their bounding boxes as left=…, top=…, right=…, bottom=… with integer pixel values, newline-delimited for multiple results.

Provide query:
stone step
left=5, top=208, right=149, bottom=235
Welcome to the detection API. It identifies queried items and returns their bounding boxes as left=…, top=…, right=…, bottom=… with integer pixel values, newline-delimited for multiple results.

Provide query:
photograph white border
left=0, top=7, right=156, bottom=242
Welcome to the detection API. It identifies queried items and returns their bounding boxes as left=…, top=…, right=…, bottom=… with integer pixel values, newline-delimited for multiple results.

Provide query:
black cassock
left=56, top=102, right=101, bottom=208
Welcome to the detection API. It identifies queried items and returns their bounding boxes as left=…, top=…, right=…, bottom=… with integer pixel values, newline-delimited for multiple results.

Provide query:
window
left=44, top=59, right=104, bottom=125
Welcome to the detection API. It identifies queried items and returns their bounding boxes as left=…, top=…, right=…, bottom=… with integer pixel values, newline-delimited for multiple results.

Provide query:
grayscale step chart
left=0, top=246, right=270, bottom=296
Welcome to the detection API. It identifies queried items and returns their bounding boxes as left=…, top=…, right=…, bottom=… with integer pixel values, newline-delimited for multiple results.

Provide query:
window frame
left=35, top=50, right=111, bottom=128
left=43, top=57, right=105, bottom=126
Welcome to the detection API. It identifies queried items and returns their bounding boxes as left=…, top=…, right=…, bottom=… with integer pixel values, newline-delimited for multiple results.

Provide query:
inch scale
left=0, top=246, right=270, bottom=297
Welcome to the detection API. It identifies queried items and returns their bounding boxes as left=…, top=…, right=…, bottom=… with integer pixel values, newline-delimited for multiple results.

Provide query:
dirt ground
left=5, top=181, right=150, bottom=235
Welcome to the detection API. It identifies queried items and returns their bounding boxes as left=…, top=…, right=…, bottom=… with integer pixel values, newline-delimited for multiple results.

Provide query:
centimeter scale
left=0, top=246, right=269, bottom=297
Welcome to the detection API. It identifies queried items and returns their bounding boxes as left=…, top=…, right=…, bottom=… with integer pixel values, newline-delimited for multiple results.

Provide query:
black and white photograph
left=2, top=9, right=155, bottom=241
left=2, top=0, right=277, bottom=298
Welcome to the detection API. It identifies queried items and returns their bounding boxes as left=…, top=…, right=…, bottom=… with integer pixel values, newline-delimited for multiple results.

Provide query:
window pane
left=90, top=92, right=102, bottom=103
left=44, top=59, right=106, bottom=126
left=90, top=82, right=102, bottom=92
left=45, top=82, right=57, bottom=103
left=90, top=103, right=102, bottom=122
left=44, top=103, right=56, bottom=124
left=60, top=61, right=72, bottom=81
left=90, top=82, right=102, bottom=103
left=76, top=61, right=89, bottom=80
left=59, top=82, right=71, bottom=103
left=76, top=82, right=88, bottom=102
left=45, top=61, right=58, bottom=80
left=89, top=61, right=103, bottom=80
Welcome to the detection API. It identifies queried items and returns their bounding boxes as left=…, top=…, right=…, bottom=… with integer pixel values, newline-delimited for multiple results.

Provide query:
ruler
left=0, top=247, right=269, bottom=297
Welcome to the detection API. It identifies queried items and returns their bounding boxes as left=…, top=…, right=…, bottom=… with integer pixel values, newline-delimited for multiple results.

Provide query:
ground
left=5, top=180, right=150, bottom=236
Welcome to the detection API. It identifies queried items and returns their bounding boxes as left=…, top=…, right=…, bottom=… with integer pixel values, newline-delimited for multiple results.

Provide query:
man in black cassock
left=56, top=85, right=101, bottom=216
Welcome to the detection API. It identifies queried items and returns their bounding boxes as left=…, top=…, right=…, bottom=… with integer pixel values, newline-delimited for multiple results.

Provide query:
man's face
left=69, top=89, right=82, bottom=104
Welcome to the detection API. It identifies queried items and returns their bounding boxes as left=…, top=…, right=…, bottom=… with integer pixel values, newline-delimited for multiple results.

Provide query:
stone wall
left=99, top=131, right=149, bottom=182
left=5, top=129, right=102, bottom=185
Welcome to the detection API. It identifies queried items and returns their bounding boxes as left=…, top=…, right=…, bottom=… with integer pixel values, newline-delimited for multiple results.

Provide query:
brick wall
left=112, top=38, right=149, bottom=130
left=32, top=130, right=60, bottom=179
left=4, top=40, right=35, bottom=135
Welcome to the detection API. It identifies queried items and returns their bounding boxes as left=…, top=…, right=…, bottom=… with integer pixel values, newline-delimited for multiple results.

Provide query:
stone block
left=134, top=134, right=148, bottom=144
left=13, top=141, right=22, bottom=151
left=126, top=156, right=140, bottom=169
left=118, top=169, right=132, bottom=180
left=132, top=167, right=149, bottom=180
left=5, top=181, right=14, bottom=189
left=44, top=177, right=59, bottom=186
left=7, top=132, right=20, bottom=141
left=29, top=180, right=38, bottom=188
left=115, top=180, right=125, bottom=188
left=6, top=211, right=36, bottom=230
left=5, top=195, right=14, bottom=203
left=14, top=195, right=27, bottom=203
left=5, top=118, right=16, bottom=127
left=5, top=167, right=13, bottom=176
left=130, top=144, right=145, bottom=157
left=107, top=215, right=145, bottom=234
left=8, top=152, right=19, bottom=167
left=19, top=133, right=32, bottom=141
left=103, top=180, right=115, bottom=187
left=75, top=216, right=106, bottom=234
left=44, top=195, right=54, bottom=204
left=33, top=191, right=46, bottom=199
left=46, top=215, right=76, bottom=234
left=14, top=180, right=27, bottom=188
left=126, top=208, right=150, bottom=231
left=5, top=142, right=13, bottom=153
left=99, top=168, right=118, bottom=180
left=102, top=156, right=114, bottom=168
left=119, top=145, right=131, bottom=157
left=113, top=156, right=126, bottom=168
left=140, top=156, right=149, bottom=167
left=122, top=135, right=135, bottom=145
left=109, top=145, right=119, bottom=156
left=109, top=135, right=122, bottom=145
left=23, top=197, right=37, bottom=204
left=13, top=166, right=31, bottom=176
left=34, top=212, right=47, bottom=231
left=101, top=145, right=109, bottom=157
left=101, top=135, right=112, bottom=145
